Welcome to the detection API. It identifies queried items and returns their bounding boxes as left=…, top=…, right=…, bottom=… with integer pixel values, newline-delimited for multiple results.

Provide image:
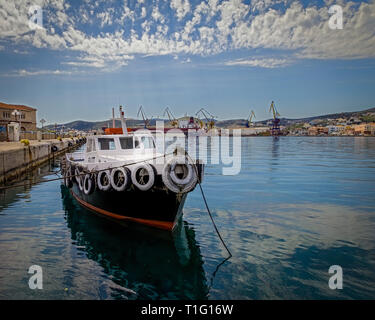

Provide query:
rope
left=184, top=152, right=232, bottom=294
left=185, top=152, right=232, bottom=259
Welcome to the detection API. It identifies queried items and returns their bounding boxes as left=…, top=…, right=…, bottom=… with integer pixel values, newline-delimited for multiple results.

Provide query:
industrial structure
left=196, top=108, right=216, bottom=130
left=163, top=107, right=178, bottom=128
left=137, top=106, right=151, bottom=129
left=269, top=101, right=281, bottom=136
left=246, top=110, right=256, bottom=128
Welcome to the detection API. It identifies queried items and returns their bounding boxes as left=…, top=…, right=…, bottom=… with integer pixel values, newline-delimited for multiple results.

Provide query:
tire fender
left=83, top=174, right=95, bottom=195
left=131, top=163, right=155, bottom=191
left=110, top=167, right=130, bottom=192
left=97, top=170, right=111, bottom=191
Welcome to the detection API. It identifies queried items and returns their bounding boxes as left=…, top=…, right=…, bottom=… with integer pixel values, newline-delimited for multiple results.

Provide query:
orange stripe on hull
left=71, top=190, right=174, bottom=231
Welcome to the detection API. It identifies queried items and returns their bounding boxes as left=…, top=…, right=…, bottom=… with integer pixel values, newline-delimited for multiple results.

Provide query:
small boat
left=61, top=107, right=204, bottom=231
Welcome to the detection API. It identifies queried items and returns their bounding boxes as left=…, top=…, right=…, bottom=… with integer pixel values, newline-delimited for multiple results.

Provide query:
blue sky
left=0, top=0, right=374, bottom=124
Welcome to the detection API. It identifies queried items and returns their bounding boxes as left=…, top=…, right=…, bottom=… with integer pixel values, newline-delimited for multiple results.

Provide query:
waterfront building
left=327, top=125, right=339, bottom=134
left=353, top=123, right=375, bottom=135
left=242, top=127, right=270, bottom=136
left=0, top=102, right=37, bottom=138
left=344, top=126, right=355, bottom=135
left=0, top=102, right=37, bottom=131
left=308, top=126, right=329, bottom=136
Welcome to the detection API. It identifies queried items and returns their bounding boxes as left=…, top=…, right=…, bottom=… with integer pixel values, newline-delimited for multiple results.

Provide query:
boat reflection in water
left=61, top=185, right=208, bottom=300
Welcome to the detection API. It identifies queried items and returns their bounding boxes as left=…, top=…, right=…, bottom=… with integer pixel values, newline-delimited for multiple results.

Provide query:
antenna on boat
left=119, top=105, right=128, bottom=136
left=112, top=107, right=115, bottom=128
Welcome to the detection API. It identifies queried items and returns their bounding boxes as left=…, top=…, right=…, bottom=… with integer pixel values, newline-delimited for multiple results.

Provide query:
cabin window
left=119, top=137, right=133, bottom=149
left=135, top=136, right=155, bottom=149
left=98, top=138, right=116, bottom=150
left=86, top=138, right=96, bottom=152
left=141, top=136, right=155, bottom=149
left=134, top=138, right=140, bottom=148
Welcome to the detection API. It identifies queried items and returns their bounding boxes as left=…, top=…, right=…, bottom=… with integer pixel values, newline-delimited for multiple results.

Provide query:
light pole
left=40, top=118, right=46, bottom=131
left=11, top=109, right=21, bottom=129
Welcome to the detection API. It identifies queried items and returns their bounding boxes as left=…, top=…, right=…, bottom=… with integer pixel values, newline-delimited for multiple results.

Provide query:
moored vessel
left=61, top=107, right=204, bottom=231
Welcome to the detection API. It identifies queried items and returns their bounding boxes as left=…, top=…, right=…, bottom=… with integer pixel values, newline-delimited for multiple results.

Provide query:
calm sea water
left=1, top=137, right=375, bottom=300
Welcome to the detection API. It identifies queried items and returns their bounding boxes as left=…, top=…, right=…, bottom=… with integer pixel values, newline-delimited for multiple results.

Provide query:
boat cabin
left=86, top=134, right=156, bottom=153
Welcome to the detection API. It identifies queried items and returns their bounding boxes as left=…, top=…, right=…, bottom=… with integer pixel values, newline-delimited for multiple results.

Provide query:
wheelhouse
left=85, top=134, right=156, bottom=153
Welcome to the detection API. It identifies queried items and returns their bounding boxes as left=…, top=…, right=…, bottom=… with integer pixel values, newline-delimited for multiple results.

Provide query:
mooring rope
left=185, top=153, right=232, bottom=259
left=184, top=153, right=232, bottom=294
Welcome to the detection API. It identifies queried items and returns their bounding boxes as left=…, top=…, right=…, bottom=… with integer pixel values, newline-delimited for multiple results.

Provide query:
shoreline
left=0, top=138, right=84, bottom=185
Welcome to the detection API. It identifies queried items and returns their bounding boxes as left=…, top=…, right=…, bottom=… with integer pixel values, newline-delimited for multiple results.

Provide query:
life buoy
left=131, top=163, right=155, bottom=191
left=110, top=167, right=130, bottom=192
left=97, top=170, right=111, bottom=191
left=162, top=156, right=198, bottom=193
left=83, top=174, right=95, bottom=195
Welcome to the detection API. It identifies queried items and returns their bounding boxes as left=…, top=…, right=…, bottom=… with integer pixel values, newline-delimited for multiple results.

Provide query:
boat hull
left=70, top=183, right=187, bottom=231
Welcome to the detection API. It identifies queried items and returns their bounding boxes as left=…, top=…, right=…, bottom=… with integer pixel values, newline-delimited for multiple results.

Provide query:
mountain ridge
left=44, top=107, right=375, bottom=131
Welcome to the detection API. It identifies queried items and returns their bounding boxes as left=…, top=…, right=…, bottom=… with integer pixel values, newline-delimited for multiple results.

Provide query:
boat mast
left=112, top=107, right=115, bottom=128
left=119, top=105, right=128, bottom=136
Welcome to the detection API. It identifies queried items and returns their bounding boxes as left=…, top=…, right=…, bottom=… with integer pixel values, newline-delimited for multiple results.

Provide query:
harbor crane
left=246, top=110, right=256, bottom=128
left=163, top=107, right=178, bottom=128
left=196, top=115, right=205, bottom=129
left=137, top=106, right=151, bottom=128
left=269, top=101, right=281, bottom=136
left=195, top=108, right=216, bottom=130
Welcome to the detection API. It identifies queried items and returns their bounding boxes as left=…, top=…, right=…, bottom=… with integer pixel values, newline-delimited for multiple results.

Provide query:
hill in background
left=44, top=107, right=375, bottom=131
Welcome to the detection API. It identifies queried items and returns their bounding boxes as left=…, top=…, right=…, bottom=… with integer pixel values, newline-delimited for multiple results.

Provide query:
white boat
left=61, top=107, right=204, bottom=231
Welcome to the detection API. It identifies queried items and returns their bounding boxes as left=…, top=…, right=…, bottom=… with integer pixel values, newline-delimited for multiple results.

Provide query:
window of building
left=2, top=112, right=10, bottom=118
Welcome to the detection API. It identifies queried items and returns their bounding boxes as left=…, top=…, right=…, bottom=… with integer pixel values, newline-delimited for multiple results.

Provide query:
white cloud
left=6, top=69, right=76, bottom=76
left=97, top=8, right=114, bottom=27
left=225, top=57, right=292, bottom=68
left=181, top=57, right=191, bottom=63
left=231, top=1, right=375, bottom=60
left=170, top=0, right=191, bottom=21
left=120, top=4, right=135, bottom=23
left=0, top=0, right=374, bottom=75
left=151, top=6, right=165, bottom=23
left=141, top=7, right=147, bottom=19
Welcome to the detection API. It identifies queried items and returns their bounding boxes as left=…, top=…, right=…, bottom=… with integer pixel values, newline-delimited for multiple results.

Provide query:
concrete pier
left=0, top=138, right=84, bottom=184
